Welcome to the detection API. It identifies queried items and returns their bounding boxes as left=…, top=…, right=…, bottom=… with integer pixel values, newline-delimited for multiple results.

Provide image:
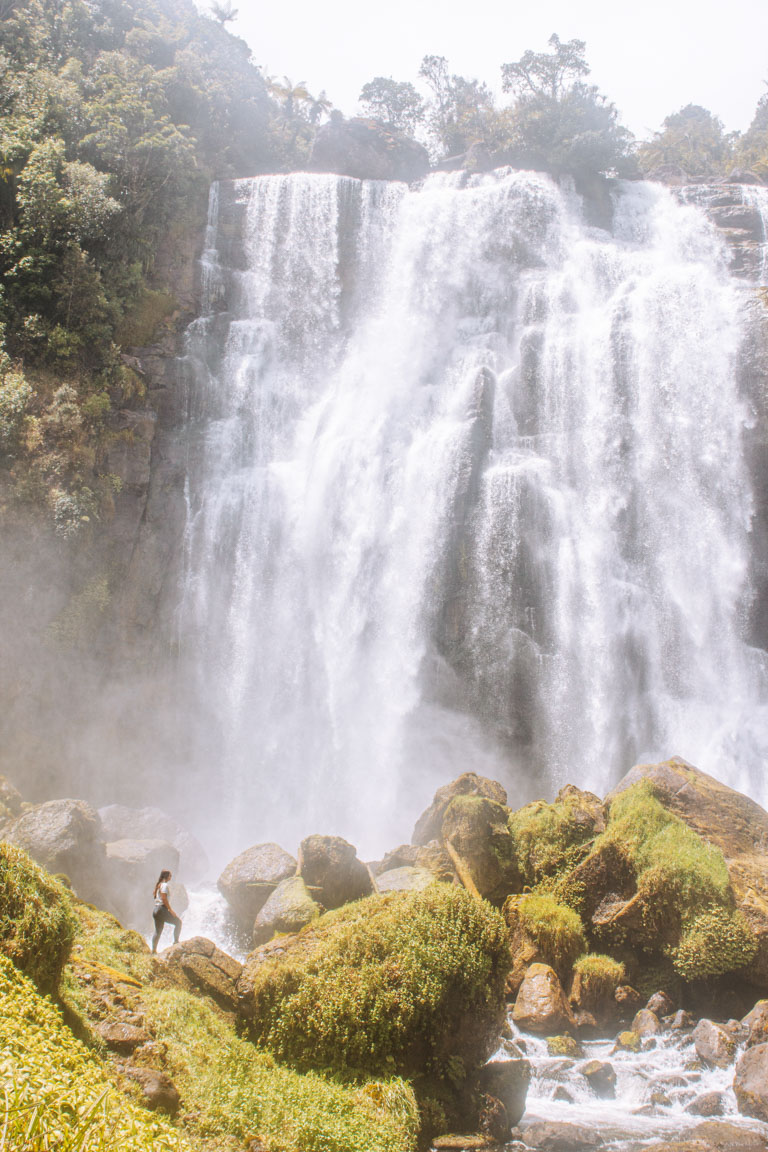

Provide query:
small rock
left=123, top=1066, right=180, bottom=1114
left=513, top=964, right=576, bottom=1035
left=650, top=1089, right=671, bottom=1107
left=614, top=985, right=644, bottom=1011
left=692, top=1019, right=735, bottom=1067
left=742, top=1000, right=768, bottom=1048
left=632, top=1009, right=661, bottom=1037
left=432, top=1137, right=495, bottom=1150
left=553, top=1085, right=575, bottom=1102
left=685, top=1091, right=726, bottom=1117
left=547, top=1035, right=583, bottom=1058
left=612, top=1030, right=641, bottom=1053
left=581, top=1060, right=616, bottom=1098
left=96, top=1021, right=152, bottom=1053
left=668, top=1010, right=694, bottom=1031
left=647, top=991, right=675, bottom=1016
left=522, top=1120, right=603, bottom=1150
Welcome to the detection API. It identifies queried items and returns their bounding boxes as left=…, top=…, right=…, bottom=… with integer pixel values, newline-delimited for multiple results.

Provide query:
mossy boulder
left=217, top=842, right=297, bottom=929
left=3, top=799, right=105, bottom=903
left=237, top=886, right=511, bottom=1134
left=163, top=936, right=243, bottom=1014
left=509, top=785, right=605, bottom=888
left=298, top=834, right=373, bottom=909
left=412, top=773, right=507, bottom=846
left=376, top=841, right=454, bottom=882
left=441, top=795, right=519, bottom=903
left=376, top=866, right=439, bottom=893
left=253, top=876, right=321, bottom=945
left=0, top=841, right=77, bottom=993
left=504, top=894, right=586, bottom=990
left=570, top=954, right=626, bottom=1029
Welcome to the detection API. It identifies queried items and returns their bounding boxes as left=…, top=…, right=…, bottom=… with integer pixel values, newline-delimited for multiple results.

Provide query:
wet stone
left=685, top=1091, right=727, bottom=1117
left=522, top=1120, right=603, bottom=1150
left=581, top=1059, right=616, bottom=1099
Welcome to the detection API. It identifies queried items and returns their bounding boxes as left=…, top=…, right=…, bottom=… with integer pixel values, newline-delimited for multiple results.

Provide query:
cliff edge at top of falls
left=309, top=113, right=431, bottom=182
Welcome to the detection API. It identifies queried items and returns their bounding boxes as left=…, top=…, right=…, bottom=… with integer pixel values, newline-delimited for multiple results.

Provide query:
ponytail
left=153, top=869, right=172, bottom=899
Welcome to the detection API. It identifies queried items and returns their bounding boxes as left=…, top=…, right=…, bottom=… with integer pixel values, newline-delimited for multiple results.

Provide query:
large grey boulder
left=309, top=114, right=429, bottom=182
left=217, top=842, right=297, bottom=929
left=3, top=799, right=104, bottom=901
left=298, top=835, right=372, bottom=910
left=252, top=877, right=320, bottom=946
left=99, top=804, right=208, bottom=882
left=375, top=866, right=437, bottom=893
left=105, top=838, right=183, bottom=928
left=412, top=772, right=508, bottom=846
left=734, top=1043, right=768, bottom=1121
left=163, top=936, right=242, bottom=1013
left=692, top=1019, right=736, bottom=1067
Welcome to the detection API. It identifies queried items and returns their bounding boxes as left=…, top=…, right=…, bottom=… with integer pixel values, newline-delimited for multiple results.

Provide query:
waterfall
left=177, top=169, right=768, bottom=858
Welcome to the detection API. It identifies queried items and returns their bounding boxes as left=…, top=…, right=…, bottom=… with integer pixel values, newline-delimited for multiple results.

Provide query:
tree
left=637, top=104, right=734, bottom=181
left=209, top=1, right=238, bottom=25
left=418, top=55, right=501, bottom=157
left=500, top=34, right=635, bottom=178
left=358, top=77, right=425, bottom=136
left=736, top=92, right=768, bottom=180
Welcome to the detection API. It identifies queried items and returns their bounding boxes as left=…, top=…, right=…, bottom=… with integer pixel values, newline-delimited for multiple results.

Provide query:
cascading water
left=177, top=169, right=768, bottom=858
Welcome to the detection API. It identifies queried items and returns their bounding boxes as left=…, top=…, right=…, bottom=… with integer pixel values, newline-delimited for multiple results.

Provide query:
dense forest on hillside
left=0, top=1, right=766, bottom=540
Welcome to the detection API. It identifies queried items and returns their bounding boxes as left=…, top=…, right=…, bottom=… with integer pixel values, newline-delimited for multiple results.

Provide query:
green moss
left=115, top=288, right=176, bottom=348
left=144, top=987, right=418, bottom=1152
left=672, top=906, right=758, bottom=981
left=0, top=955, right=185, bottom=1151
left=547, top=1034, right=583, bottom=1058
left=631, top=958, right=681, bottom=1004
left=613, top=1030, right=641, bottom=1053
left=514, top=893, right=587, bottom=978
left=68, top=900, right=154, bottom=984
left=509, top=792, right=600, bottom=887
left=241, top=887, right=510, bottom=1096
left=572, top=953, right=626, bottom=1004
left=0, top=841, right=77, bottom=993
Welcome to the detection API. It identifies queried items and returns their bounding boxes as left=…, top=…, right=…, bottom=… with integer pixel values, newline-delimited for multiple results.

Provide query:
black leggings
left=152, top=906, right=182, bottom=952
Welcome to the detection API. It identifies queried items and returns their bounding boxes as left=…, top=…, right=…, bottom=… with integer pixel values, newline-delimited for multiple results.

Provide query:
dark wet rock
left=632, top=1008, right=662, bottom=1037
left=743, top=1000, right=768, bottom=1047
left=298, top=834, right=372, bottom=909
left=252, top=876, right=321, bottom=945
left=478, top=1093, right=510, bottom=1143
left=512, top=964, right=576, bottom=1035
left=3, top=799, right=105, bottom=902
left=647, top=991, right=676, bottom=1016
left=163, top=936, right=242, bottom=1013
left=692, top=1019, right=736, bottom=1067
left=734, top=1043, right=768, bottom=1122
left=96, top=1020, right=152, bottom=1052
left=123, top=1066, right=180, bottom=1114
left=99, top=804, right=209, bottom=882
left=309, top=115, right=430, bottom=182
left=552, top=1085, right=575, bottom=1102
left=615, top=985, right=644, bottom=1012
left=412, top=772, right=507, bottom=845
left=217, top=842, right=297, bottom=928
left=685, top=1091, right=727, bottom=1117
left=375, top=865, right=437, bottom=893
left=581, top=1059, right=616, bottom=1098
left=668, top=1009, right=695, bottom=1031
left=477, top=1059, right=530, bottom=1128
left=573, top=1009, right=601, bottom=1037
left=522, top=1120, right=603, bottom=1150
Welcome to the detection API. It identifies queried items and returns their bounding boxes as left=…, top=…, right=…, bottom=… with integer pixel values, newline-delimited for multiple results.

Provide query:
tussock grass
left=509, top=792, right=600, bottom=887
left=0, top=841, right=77, bottom=993
left=673, top=906, right=758, bottom=980
left=515, top=893, right=587, bottom=977
left=572, top=953, right=626, bottom=1003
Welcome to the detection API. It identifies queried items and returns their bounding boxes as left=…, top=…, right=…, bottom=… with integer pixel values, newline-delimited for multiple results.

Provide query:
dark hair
left=153, top=869, right=172, bottom=899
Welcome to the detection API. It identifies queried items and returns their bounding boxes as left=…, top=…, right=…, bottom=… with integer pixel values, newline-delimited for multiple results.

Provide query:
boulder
left=521, top=1120, right=603, bottom=1150
left=252, top=876, right=320, bottom=946
left=608, top=757, right=768, bottom=986
left=743, top=1000, right=768, bottom=1047
left=375, top=841, right=454, bottom=882
left=104, top=838, right=181, bottom=928
left=692, top=1019, right=735, bottom=1067
left=512, top=964, right=576, bottom=1035
left=0, top=776, right=23, bottom=817
left=647, top=991, right=676, bottom=1016
left=163, top=936, right=242, bottom=1013
left=476, top=1059, right=530, bottom=1128
left=685, top=1092, right=727, bottom=1117
left=96, top=1021, right=152, bottom=1052
left=217, top=843, right=297, bottom=928
left=547, top=1035, right=583, bottom=1057
left=309, top=114, right=430, bottom=183
left=632, top=1008, right=662, bottom=1037
left=412, top=773, right=508, bottom=845
left=734, top=1043, right=768, bottom=1121
left=581, top=1060, right=616, bottom=1098
left=3, top=799, right=105, bottom=901
left=98, top=804, right=209, bottom=882
left=298, top=835, right=372, bottom=910
left=441, top=795, right=518, bottom=902
left=123, top=1066, right=180, bottom=1114
left=688, top=1122, right=768, bottom=1151
left=612, top=1030, right=641, bottom=1053
left=375, top=866, right=438, bottom=893
left=669, top=1009, right=695, bottom=1031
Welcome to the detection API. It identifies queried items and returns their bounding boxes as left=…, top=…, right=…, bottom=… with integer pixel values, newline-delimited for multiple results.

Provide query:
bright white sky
left=222, top=0, right=768, bottom=140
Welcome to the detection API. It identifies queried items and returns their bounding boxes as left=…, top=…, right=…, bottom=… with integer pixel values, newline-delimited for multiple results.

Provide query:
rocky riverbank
left=5, top=757, right=768, bottom=1150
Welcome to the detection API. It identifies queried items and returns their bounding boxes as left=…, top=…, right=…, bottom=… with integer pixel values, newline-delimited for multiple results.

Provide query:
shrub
left=673, top=906, right=758, bottom=981
left=572, top=953, right=625, bottom=1004
left=240, top=887, right=510, bottom=1088
left=0, top=955, right=185, bottom=1151
left=0, top=841, right=77, bottom=993
left=509, top=790, right=601, bottom=886
left=516, top=893, right=586, bottom=977
left=144, top=988, right=419, bottom=1152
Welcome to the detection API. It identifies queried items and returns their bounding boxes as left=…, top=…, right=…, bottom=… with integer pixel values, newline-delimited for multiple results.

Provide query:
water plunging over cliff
left=178, top=170, right=768, bottom=856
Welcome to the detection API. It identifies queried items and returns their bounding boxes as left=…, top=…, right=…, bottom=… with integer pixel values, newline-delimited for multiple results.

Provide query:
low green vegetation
left=144, top=987, right=419, bottom=1152
left=241, top=886, right=510, bottom=1125
left=673, top=906, right=758, bottom=981
left=514, top=893, right=587, bottom=977
left=509, top=790, right=601, bottom=886
left=0, top=954, right=185, bottom=1152
left=0, top=840, right=77, bottom=993
left=572, top=953, right=626, bottom=1004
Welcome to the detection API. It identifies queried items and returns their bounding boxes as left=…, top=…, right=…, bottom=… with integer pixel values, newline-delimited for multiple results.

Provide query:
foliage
left=144, top=987, right=419, bottom=1152
left=572, top=953, right=626, bottom=1004
left=514, top=893, right=586, bottom=976
left=359, top=78, right=426, bottom=136
left=0, top=954, right=185, bottom=1151
left=241, top=886, right=510, bottom=1088
left=509, top=791, right=601, bottom=886
left=67, top=899, right=155, bottom=985
left=0, top=841, right=77, bottom=993
left=501, top=35, right=636, bottom=177
left=672, top=906, right=758, bottom=981
left=637, top=104, right=734, bottom=181
left=418, top=55, right=503, bottom=157
left=736, top=92, right=768, bottom=179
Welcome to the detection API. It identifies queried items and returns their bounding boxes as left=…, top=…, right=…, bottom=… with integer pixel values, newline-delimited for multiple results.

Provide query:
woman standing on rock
left=151, top=869, right=182, bottom=953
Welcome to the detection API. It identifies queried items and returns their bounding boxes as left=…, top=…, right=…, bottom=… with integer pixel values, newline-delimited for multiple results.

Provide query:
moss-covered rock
left=411, top=773, right=508, bottom=846
left=509, top=786, right=605, bottom=888
left=237, top=886, right=511, bottom=1133
left=505, top=893, right=586, bottom=987
left=0, top=840, right=77, bottom=992
left=673, top=906, right=758, bottom=981
left=441, top=795, right=519, bottom=903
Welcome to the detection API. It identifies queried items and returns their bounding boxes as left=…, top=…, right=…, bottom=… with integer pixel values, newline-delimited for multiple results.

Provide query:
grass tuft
left=0, top=840, right=77, bottom=993
left=514, top=893, right=587, bottom=978
left=672, top=906, right=758, bottom=981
